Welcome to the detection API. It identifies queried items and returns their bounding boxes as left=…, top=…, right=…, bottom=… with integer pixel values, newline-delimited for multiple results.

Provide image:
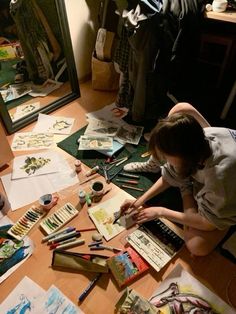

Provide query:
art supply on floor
left=126, top=219, right=184, bottom=272
left=141, top=151, right=151, bottom=158
left=85, top=193, right=92, bottom=206
left=7, top=205, right=45, bottom=241
left=116, top=178, right=139, bottom=185
left=78, top=173, right=99, bottom=185
left=107, top=247, right=149, bottom=288
left=121, top=184, right=144, bottom=192
left=92, top=232, right=103, bottom=242
left=78, top=273, right=102, bottom=303
left=41, top=226, right=76, bottom=243
left=115, top=156, right=128, bottom=166
left=38, top=193, right=59, bottom=211
left=47, top=230, right=81, bottom=245
left=101, top=165, right=110, bottom=184
left=90, top=244, right=123, bottom=253
left=85, top=165, right=99, bottom=177
left=91, top=180, right=104, bottom=202
left=55, top=238, right=85, bottom=250
left=74, top=159, right=82, bottom=173
left=40, top=203, right=79, bottom=235
left=119, top=172, right=140, bottom=179
left=78, top=190, right=86, bottom=205
left=49, top=237, right=78, bottom=250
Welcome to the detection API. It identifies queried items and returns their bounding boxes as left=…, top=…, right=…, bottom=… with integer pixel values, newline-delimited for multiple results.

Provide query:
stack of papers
left=79, top=103, right=144, bottom=156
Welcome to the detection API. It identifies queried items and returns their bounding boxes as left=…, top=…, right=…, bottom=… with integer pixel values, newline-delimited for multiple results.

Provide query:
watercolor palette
left=40, top=203, right=79, bottom=235
left=7, top=206, right=46, bottom=241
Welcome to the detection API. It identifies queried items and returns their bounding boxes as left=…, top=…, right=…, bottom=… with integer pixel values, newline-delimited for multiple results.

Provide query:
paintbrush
left=112, top=198, right=137, bottom=224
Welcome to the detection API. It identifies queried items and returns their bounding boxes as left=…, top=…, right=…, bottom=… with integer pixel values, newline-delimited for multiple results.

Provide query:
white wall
left=64, top=0, right=100, bottom=80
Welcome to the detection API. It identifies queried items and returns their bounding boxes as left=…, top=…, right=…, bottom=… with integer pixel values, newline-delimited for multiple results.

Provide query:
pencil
left=121, top=184, right=144, bottom=192
left=119, top=172, right=140, bottom=179
left=116, top=178, right=139, bottom=185
left=78, top=227, right=97, bottom=232
left=55, top=238, right=85, bottom=250
left=78, top=273, right=102, bottom=303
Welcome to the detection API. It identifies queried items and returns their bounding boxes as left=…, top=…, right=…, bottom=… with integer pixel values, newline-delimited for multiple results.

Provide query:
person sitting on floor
left=120, top=103, right=236, bottom=256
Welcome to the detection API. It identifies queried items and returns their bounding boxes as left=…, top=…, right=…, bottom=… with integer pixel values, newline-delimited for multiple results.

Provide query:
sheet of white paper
left=1, top=154, right=78, bottom=211
left=34, top=113, right=75, bottom=135
left=0, top=217, right=34, bottom=283
left=0, top=276, right=45, bottom=312
left=88, top=190, right=135, bottom=241
left=11, top=132, right=55, bottom=151
left=11, top=151, right=60, bottom=180
left=86, top=102, right=128, bottom=123
left=12, top=102, right=41, bottom=122
left=149, top=264, right=236, bottom=314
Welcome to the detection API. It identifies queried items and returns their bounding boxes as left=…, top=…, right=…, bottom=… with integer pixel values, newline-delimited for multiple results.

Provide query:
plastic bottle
left=78, top=190, right=86, bottom=205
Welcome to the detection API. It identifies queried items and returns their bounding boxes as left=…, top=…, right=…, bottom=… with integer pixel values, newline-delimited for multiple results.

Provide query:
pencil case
left=51, top=249, right=109, bottom=273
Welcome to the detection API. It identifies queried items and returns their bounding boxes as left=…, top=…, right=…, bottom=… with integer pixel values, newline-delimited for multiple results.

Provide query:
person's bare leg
left=184, top=226, right=228, bottom=256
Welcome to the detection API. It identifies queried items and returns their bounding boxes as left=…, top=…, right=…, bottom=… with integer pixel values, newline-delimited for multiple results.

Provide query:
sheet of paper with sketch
left=78, top=135, right=113, bottom=151
left=11, top=151, right=60, bottom=180
left=33, top=113, right=75, bottom=135
left=88, top=191, right=135, bottom=241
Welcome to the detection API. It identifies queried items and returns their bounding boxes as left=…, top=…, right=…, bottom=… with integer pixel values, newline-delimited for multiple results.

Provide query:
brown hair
left=149, top=113, right=211, bottom=174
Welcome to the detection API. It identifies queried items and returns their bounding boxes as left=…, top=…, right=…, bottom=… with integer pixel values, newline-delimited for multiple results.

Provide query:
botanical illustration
left=84, top=118, right=120, bottom=137
left=11, top=132, right=55, bottom=151
left=11, top=102, right=40, bottom=121
left=33, top=113, right=74, bottom=134
left=12, top=151, right=59, bottom=180
left=20, top=156, right=51, bottom=175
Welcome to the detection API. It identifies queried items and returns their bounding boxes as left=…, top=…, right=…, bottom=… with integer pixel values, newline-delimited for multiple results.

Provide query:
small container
left=212, top=0, right=228, bottom=12
left=85, top=165, right=99, bottom=177
left=91, top=180, right=104, bottom=202
left=78, top=190, right=86, bottom=204
left=74, top=159, right=82, bottom=173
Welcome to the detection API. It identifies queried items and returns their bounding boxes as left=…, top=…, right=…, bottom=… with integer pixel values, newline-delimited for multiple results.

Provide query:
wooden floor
left=1, top=80, right=236, bottom=313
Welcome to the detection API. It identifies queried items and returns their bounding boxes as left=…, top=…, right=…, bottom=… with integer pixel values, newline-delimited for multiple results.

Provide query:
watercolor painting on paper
left=11, top=132, right=55, bottom=151
left=149, top=264, right=236, bottom=314
left=12, top=151, right=59, bottom=179
left=88, top=192, right=135, bottom=241
left=34, top=113, right=75, bottom=135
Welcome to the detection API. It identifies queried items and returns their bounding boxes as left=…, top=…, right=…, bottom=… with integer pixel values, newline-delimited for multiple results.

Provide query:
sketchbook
left=126, top=219, right=184, bottom=273
left=88, top=190, right=135, bottom=241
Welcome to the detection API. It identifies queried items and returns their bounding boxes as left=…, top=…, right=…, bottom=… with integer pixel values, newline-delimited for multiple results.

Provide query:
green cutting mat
left=57, top=126, right=182, bottom=208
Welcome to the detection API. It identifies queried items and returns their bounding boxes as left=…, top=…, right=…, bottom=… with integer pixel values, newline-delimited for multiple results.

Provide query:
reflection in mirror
left=0, top=0, right=80, bottom=134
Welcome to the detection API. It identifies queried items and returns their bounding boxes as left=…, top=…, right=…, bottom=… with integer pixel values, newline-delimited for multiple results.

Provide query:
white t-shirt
left=161, top=127, right=236, bottom=229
